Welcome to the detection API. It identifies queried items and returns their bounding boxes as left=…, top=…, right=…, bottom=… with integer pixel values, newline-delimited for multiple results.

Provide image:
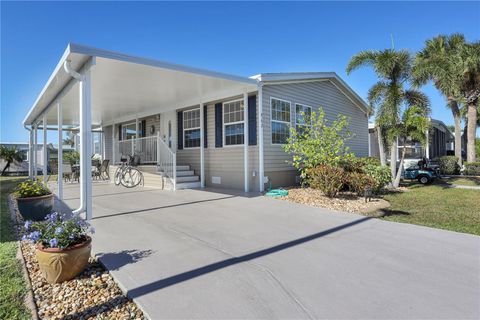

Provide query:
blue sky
left=1, top=1, right=479, bottom=143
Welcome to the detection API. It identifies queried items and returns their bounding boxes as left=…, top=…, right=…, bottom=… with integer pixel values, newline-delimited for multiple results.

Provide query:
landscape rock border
left=9, top=194, right=146, bottom=320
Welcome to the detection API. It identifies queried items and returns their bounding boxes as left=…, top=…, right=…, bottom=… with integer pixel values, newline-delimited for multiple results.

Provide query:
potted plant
left=23, top=212, right=95, bottom=283
left=14, top=179, right=54, bottom=221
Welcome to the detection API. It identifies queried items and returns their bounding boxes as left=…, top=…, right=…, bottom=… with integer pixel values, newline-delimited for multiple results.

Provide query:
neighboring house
left=368, top=118, right=455, bottom=163
left=0, top=142, right=55, bottom=175
left=22, top=44, right=369, bottom=195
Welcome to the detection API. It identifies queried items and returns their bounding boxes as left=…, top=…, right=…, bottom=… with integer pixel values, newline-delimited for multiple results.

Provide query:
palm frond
left=346, top=50, right=378, bottom=75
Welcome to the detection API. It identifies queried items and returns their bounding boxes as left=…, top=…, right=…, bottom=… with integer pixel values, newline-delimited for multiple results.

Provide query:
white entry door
left=160, top=110, right=177, bottom=151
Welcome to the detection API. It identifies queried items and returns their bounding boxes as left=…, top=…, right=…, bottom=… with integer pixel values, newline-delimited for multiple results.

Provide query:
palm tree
left=0, top=146, right=24, bottom=176
left=346, top=49, right=430, bottom=186
left=458, top=41, right=480, bottom=163
left=393, top=105, right=430, bottom=187
left=413, top=34, right=466, bottom=166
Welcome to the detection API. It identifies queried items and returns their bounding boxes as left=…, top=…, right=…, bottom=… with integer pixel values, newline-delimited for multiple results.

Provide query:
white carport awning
left=23, top=43, right=258, bottom=126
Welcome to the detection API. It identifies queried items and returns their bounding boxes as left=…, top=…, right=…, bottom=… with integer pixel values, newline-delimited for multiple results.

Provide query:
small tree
left=392, top=105, right=430, bottom=187
left=0, top=146, right=24, bottom=176
left=283, top=108, right=355, bottom=180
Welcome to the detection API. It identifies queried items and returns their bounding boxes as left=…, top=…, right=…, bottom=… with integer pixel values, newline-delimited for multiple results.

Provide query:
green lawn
left=0, top=176, right=30, bottom=320
left=376, top=183, right=480, bottom=236
left=439, top=176, right=480, bottom=187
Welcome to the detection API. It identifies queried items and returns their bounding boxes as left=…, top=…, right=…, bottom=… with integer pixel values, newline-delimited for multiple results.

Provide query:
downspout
left=63, top=60, right=85, bottom=215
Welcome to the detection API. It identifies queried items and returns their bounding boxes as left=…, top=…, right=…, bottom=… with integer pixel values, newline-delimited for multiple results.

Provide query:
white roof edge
left=69, top=43, right=257, bottom=85
left=251, top=72, right=368, bottom=114
left=23, top=43, right=257, bottom=126
left=22, top=44, right=73, bottom=126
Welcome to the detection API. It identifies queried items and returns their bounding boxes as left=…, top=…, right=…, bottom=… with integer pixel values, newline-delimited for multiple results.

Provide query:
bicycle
left=114, top=154, right=144, bottom=188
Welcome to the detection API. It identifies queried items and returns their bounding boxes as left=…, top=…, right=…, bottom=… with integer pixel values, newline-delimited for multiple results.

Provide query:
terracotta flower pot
left=16, top=193, right=54, bottom=221
left=36, top=236, right=92, bottom=283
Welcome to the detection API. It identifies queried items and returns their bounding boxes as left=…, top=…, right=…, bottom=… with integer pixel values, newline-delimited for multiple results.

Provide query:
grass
left=439, top=176, right=480, bottom=187
left=0, top=176, right=31, bottom=320
left=375, top=182, right=480, bottom=236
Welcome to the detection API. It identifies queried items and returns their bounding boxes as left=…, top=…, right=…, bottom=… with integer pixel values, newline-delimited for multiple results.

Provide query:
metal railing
left=157, top=133, right=176, bottom=190
left=115, top=135, right=158, bottom=164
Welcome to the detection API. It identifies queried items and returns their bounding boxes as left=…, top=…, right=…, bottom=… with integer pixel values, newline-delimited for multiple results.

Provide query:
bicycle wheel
left=114, top=166, right=123, bottom=186
left=121, top=167, right=143, bottom=188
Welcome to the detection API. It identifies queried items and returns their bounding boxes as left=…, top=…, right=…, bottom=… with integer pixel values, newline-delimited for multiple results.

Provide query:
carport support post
left=28, top=129, right=33, bottom=178
left=112, top=123, right=116, bottom=164
left=200, top=102, right=205, bottom=188
left=425, top=129, right=430, bottom=159
left=258, top=83, right=264, bottom=192
left=57, top=102, right=63, bottom=200
left=42, top=115, right=47, bottom=185
left=33, top=124, right=38, bottom=178
left=243, top=90, right=249, bottom=193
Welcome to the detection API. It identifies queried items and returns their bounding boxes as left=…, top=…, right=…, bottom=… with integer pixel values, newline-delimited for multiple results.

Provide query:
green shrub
left=63, top=151, right=80, bottom=165
left=307, top=165, right=345, bottom=198
left=14, top=179, right=51, bottom=198
left=464, top=162, right=480, bottom=176
left=363, top=164, right=391, bottom=192
left=438, top=156, right=459, bottom=175
left=346, top=172, right=377, bottom=196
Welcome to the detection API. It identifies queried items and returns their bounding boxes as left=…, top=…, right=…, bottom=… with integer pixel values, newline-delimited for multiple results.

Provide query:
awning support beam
left=57, top=102, right=63, bottom=200
left=258, top=82, right=264, bottom=192
left=243, top=90, right=249, bottom=193
left=42, top=115, right=48, bottom=185
left=200, top=102, right=205, bottom=188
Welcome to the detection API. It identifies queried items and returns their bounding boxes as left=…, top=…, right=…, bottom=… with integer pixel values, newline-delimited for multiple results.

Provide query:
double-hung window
left=183, top=108, right=201, bottom=148
left=122, top=122, right=142, bottom=140
left=271, top=98, right=291, bottom=144
left=295, top=103, right=312, bottom=132
left=223, top=99, right=245, bottom=146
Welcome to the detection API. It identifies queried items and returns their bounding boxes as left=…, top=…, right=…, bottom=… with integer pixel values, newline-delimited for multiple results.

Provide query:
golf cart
left=403, top=158, right=438, bottom=184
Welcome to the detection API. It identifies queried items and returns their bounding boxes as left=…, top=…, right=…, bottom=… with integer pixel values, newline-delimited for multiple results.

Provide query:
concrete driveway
left=59, top=182, right=480, bottom=319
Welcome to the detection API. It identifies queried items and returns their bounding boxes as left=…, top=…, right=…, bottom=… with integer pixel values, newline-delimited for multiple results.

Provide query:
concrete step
left=176, top=181, right=201, bottom=189
left=176, top=165, right=190, bottom=171
left=176, top=170, right=195, bottom=177
left=176, top=175, right=199, bottom=183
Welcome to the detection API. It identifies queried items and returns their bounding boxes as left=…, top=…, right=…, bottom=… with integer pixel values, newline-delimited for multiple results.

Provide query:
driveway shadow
left=96, top=249, right=155, bottom=271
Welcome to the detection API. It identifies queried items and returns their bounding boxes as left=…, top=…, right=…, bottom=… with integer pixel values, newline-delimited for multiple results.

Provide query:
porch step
left=176, top=165, right=191, bottom=171
left=176, top=175, right=199, bottom=183
left=176, top=181, right=201, bottom=190
left=176, top=170, right=195, bottom=177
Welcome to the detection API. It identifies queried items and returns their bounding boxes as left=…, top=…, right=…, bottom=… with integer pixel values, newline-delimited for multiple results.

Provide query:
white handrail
left=157, top=136, right=176, bottom=190
left=115, top=135, right=158, bottom=164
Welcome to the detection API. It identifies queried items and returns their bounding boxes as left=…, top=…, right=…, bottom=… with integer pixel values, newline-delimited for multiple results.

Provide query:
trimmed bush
left=307, top=165, right=345, bottom=198
left=438, top=156, right=459, bottom=175
left=464, top=162, right=480, bottom=176
left=347, top=172, right=377, bottom=196
left=363, top=164, right=391, bottom=193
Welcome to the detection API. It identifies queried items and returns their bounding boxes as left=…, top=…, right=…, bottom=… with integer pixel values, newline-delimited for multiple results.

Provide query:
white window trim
left=183, top=108, right=201, bottom=149
left=270, top=97, right=292, bottom=145
left=295, top=103, right=312, bottom=128
left=223, top=98, right=245, bottom=147
left=122, top=121, right=140, bottom=140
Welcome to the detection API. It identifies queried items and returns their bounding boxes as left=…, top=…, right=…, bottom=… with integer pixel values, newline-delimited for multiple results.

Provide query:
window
left=122, top=122, right=142, bottom=140
left=223, top=99, right=245, bottom=146
left=271, top=98, right=291, bottom=144
left=295, top=104, right=312, bottom=129
left=183, top=108, right=201, bottom=148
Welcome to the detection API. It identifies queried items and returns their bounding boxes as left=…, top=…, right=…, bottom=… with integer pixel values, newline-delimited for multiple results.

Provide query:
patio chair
left=98, top=159, right=110, bottom=180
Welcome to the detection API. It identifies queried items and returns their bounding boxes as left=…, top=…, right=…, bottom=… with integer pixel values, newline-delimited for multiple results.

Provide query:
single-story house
left=368, top=118, right=455, bottom=162
left=21, top=43, right=368, bottom=219
left=0, top=142, right=54, bottom=175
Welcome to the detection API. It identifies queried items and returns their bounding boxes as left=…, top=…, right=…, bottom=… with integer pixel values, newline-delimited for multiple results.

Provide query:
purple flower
left=55, top=227, right=63, bottom=235
left=27, top=231, right=41, bottom=242
left=90, top=227, right=95, bottom=234
left=49, top=238, right=58, bottom=248
left=24, top=220, right=32, bottom=230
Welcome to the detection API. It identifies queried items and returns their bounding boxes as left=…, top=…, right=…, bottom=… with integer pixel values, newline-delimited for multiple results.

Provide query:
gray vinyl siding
left=177, top=95, right=260, bottom=191
left=262, top=80, right=368, bottom=176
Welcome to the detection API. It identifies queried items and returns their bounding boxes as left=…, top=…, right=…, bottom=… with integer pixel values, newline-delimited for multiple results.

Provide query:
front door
left=160, top=111, right=176, bottom=151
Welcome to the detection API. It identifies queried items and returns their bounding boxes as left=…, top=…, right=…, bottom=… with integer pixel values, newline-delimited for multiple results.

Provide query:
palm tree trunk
left=449, top=99, right=463, bottom=166
left=376, top=126, right=386, bottom=166
left=1, top=161, right=11, bottom=176
left=393, top=144, right=406, bottom=188
left=390, top=139, right=398, bottom=181
left=466, top=103, right=478, bottom=163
